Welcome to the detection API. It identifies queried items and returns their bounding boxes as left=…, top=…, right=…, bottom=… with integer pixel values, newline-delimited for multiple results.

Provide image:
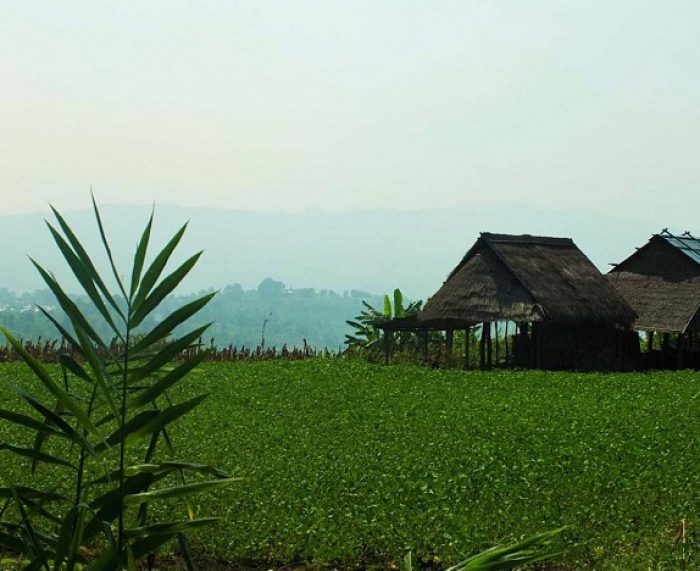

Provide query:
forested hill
left=0, top=280, right=385, bottom=350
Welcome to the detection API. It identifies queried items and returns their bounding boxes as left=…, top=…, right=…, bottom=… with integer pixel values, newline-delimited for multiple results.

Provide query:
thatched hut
left=382, top=233, right=638, bottom=370
left=607, top=230, right=700, bottom=368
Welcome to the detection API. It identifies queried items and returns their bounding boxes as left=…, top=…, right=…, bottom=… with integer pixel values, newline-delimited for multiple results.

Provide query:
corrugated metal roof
left=660, top=230, right=700, bottom=265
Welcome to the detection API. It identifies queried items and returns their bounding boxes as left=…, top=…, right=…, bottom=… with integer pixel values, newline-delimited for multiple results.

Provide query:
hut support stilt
left=532, top=322, right=542, bottom=369
left=647, top=331, right=655, bottom=353
left=494, top=322, right=500, bottom=366
left=384, top=331, right=390, bottom=365
left=677, top=333, right=685, bottom=369
left=480, top=322, right=487, bottom=370
left=463, top=328, right=470, bottom=369
left=504, top=321, right=509, bottom=365
left=486, top=322, right=493, bottom=369
left=445, top=328, right=454, bottom=366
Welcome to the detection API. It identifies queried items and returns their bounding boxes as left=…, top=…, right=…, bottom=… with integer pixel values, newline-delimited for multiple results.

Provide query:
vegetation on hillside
left=0, top=282, right=384, bottom=351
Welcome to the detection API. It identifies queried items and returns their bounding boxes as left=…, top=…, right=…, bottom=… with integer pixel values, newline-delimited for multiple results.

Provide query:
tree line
left=0, top=279, right=385, bottom=351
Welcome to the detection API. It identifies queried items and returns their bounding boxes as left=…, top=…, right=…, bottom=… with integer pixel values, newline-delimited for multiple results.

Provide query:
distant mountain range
left=0, top=202, right=673, bottom=300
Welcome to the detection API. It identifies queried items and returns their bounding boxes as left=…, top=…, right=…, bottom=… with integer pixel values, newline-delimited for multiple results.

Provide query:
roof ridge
left=480, top=232, right=575, bottom=247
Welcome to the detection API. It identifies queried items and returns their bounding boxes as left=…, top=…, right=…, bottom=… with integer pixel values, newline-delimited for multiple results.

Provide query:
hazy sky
left=1, top=1, right=698, bottom=223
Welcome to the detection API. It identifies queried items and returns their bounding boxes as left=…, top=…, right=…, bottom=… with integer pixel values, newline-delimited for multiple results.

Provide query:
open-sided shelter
left=381, top=232, right=638, bottom=370
left=607, top=230, right=700, bottom=368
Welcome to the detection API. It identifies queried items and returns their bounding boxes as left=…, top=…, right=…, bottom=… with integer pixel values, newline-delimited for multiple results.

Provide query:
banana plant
left=0, top=197, right=235, bottom=570
left=345, top=288, right=422, bottom=353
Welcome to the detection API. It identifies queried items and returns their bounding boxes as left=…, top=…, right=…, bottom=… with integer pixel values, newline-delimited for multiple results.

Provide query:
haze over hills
left=0, top=202, right=676, bottom=300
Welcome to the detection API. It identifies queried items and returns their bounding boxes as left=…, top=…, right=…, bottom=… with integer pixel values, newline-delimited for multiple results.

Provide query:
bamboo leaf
left=177, top=533, right=196, bottom=571
left=0, top=410, right=66, bottom=439
left=13, top=387, right=95, bottom=456
left=132, top=222, right=188, bottom=310
left=72, top=324, right=119, bottom=423
left=59, top=354, right=92, bottom=384
left=45, top=221, right=123, bottom=338
left=50, top=204, right=126, bottom=322
left=91, top=193, right=127, bottom=299
left=1, top=329, right=101, bottom=440
left=30, top=422, right=52, bottom=477
left=124, top=518, right=219, bottom=539
left=29, top=260, right=108, bottom=351
left=130, top=252, right=203, bottom=328
left=96, top=411, right=160, bottom=453
left=53, top=505, right=79, bottom=571
left=124, top=478, right=238, bottom=506
left=0, top=444, right=74, bottom=469
left=0, top=488, right=66, bottom=503
left=130, top=353, right=208, bottom=408
left=129, top=326, right=210, bottom=386
left=129, top=533, right=173, bottom=560
left=130, top=207, right=154, bottom=300
left=91, top=462, right=229, bottom=486
left=131, top=293, right=216, bottom=355
left=446, top=527, right=569, bottom=571
left=133, top=395, right=208, bottom=440
left=36, top=306, right=85, bottom=359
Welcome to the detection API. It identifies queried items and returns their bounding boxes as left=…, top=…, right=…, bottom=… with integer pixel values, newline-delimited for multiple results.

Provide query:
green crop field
left=1, top=359, right=699, bottom=569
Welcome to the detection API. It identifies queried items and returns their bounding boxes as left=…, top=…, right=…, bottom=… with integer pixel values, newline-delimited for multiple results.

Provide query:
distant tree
left=222, top=283, right=244, bottom=298
left=257, top=278, right=286, bottom=297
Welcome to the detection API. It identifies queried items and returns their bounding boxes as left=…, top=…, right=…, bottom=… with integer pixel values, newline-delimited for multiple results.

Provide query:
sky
left=1, top=1, right=699, bottom=225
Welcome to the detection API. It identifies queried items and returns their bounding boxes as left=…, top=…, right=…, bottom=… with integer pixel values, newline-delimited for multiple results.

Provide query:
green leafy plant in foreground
left=0, top=198, right=234, bottom=570
left=403, top=527, right=568, bottom=571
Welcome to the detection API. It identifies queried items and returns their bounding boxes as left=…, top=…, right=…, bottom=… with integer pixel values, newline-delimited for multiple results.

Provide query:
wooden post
left=494, top=322, right=500, bottom=366
left=486, top=322, right=493, bottom=369
left=662, top=332, right=670, bottom=367
left=677, top=333, right=685, bottom=370
left=518, top=322, right=529, bottom=367
left=647, top=331, right=655, bottom=353
left=532, top=322, right=542, bottom=369
left=383, top=330, right=390, bottom=365
left=480, top=322, right=487, bottom=370
left=504, top=321, right=510, bottom=365
left=463, top=327, right=471, bottom=369
left=445, top=328, right=454, bottom=367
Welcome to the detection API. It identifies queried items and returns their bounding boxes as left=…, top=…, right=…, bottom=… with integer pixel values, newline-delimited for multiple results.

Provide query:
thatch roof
left=607, top=231, right=700, bottom=333
left=419, top=232, right=636, bottom=325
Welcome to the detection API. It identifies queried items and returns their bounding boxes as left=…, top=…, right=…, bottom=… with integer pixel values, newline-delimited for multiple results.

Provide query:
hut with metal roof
left=380, top=232, right=638, bottom=370
left=607, top=229, right=700, bottom=368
